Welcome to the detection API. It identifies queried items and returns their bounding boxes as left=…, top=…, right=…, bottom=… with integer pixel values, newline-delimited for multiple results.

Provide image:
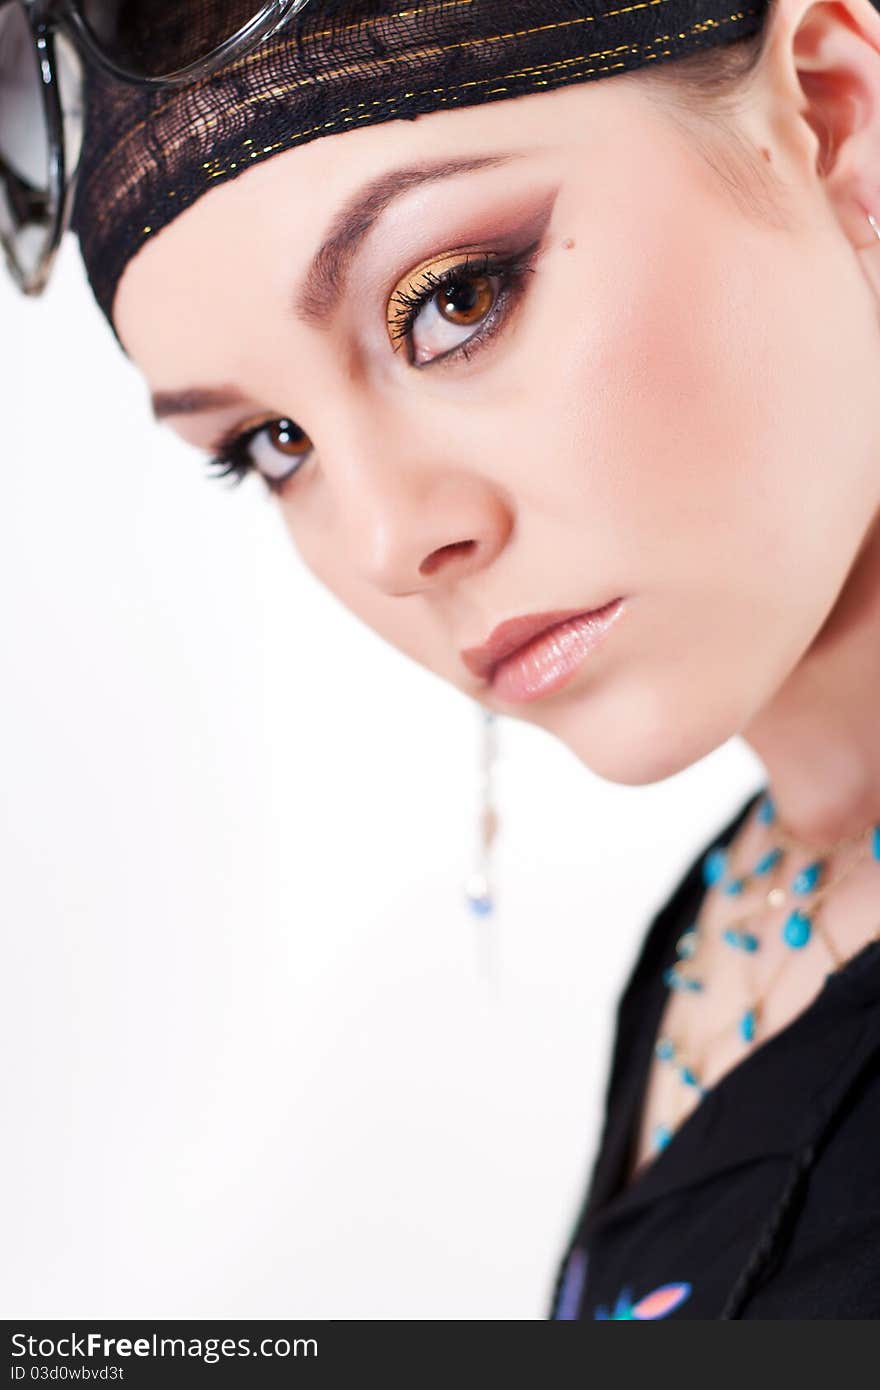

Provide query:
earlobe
left=859, top=202, right=880, bottom=245
left=773, top=0, right=880, bottom=244
left=854, top=198, right=880, bottom=302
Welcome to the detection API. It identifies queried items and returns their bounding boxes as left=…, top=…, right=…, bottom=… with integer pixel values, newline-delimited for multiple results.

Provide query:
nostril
left=419, top=539, right=478, bottom=577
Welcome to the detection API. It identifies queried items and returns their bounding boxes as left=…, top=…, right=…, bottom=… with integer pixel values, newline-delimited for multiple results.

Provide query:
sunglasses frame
left=1, top=2, right=69, bottom=293
left=1, top=0, right=312, bottom=295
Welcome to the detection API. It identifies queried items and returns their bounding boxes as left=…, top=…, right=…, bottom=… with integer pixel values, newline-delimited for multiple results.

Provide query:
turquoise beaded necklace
left=649, top=791, right=880, bottom=1156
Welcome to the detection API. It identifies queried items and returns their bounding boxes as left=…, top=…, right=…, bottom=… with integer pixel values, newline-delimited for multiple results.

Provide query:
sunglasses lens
left=0, top=1, right=51, bottom=283
left=78, top=1, right=280, bottom=80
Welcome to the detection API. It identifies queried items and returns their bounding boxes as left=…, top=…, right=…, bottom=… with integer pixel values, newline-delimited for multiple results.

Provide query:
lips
left=461, top=604, right=618, bottom=681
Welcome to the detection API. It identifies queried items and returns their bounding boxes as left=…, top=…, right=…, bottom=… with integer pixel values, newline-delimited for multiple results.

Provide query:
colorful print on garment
left=552, top=1247, right=590, bottom=1319
left=552, top=1247, right=692, bottom=1320
left=593, top=1282, right=692, bottom=1320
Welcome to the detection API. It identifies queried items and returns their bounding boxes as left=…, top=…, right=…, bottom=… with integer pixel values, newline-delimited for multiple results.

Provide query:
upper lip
left=460, top=605, right=614, bottom=681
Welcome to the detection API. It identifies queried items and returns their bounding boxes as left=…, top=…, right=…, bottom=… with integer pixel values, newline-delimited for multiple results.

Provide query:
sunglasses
left=0, top=0, right=313, bottom=295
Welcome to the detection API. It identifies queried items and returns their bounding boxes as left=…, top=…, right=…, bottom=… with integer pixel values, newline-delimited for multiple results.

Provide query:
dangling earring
left=464, top=707, right=499, bottom=916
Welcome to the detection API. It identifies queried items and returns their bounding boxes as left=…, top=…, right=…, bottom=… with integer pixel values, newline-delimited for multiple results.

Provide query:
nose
left=328, top=436, right=515, bottom=598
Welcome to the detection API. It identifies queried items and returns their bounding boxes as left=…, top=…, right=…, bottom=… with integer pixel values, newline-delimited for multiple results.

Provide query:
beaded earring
left=464, top=708, right=499, bottom=917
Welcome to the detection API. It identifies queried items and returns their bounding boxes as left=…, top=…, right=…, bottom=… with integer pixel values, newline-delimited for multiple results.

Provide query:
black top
left=547, top=787, right=880, bottom=1319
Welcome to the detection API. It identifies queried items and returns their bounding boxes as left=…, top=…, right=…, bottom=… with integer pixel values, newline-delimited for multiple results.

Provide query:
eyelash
left=386, top=244, right=538, bottom=359
left=205, top=241, right=539, bottom=492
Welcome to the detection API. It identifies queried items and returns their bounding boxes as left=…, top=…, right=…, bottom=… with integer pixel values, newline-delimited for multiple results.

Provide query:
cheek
left=520, top=177, right=880, bottom=780
left=554, top=170, right=872, bottom=613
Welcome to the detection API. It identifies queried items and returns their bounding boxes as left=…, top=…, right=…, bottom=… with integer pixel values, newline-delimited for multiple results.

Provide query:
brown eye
left=249, top=417, right=313, bottom=483
left=398, top=267, right=505, bottom=367
left=385, top=241, right=540, bottom=367
left=437, top=274, right=495, bottom=327
left=270, top=419, right=310, bottom=455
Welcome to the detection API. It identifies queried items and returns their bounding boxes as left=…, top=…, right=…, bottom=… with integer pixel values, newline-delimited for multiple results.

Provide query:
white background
left=0, top=236, right=763, bottom=1319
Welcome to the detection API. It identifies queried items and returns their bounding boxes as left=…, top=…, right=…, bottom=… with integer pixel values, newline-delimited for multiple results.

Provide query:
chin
left=547, top=678, right=746, bottom=788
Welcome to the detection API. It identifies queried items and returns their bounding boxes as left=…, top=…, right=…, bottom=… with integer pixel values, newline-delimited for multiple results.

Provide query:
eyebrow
left=294, top=151, right=527, bottom=328
left=151, top=385, right=249, bottom=421
left=151, top=151, right=526, bottom=422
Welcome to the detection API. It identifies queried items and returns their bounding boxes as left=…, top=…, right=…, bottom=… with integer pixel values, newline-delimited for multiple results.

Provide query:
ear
left=760, top=0, right=880, bottom=255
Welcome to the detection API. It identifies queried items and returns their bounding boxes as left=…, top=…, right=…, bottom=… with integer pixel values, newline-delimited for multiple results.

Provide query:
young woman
left=41, top=0, right=880, bottom=1316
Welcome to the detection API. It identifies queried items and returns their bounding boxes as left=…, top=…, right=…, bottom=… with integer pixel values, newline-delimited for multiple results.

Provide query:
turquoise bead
left=679, top=1065, right=700, bottom=1088
left=783, top=909, right=812, bottom=949
left=722, top=928, right=759, bottom=953
left=675, top=927, right=698, bottom=959
left=739, top=1008, right=757, bottom=1043
left=757, top=794, right=776, bottom=825
left=663, top=966, right=703, bottom=992
left=702, top=848, right=727, bottom=886
left=753, top=847, right=782, bottom=876
left=873, top=826, right=880, bottom=862
left=723, top=877, right=745, bottom=895
left=655, top=1036, right=676, bottom=1061
left=652, top=1124, right=673, bottom=1152
left=791, top=860, right=822, bottom=895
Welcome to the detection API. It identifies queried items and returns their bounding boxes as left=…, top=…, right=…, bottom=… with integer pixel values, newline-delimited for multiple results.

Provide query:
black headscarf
left=71, top=0, right=770, bottom=324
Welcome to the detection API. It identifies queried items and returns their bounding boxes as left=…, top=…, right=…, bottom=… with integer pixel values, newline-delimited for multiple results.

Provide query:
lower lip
left=489, top=598, right=626, bottom=704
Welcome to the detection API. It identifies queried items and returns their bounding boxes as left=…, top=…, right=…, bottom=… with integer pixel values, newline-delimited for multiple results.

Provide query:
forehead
left=112, top=75, right=672, bottom=393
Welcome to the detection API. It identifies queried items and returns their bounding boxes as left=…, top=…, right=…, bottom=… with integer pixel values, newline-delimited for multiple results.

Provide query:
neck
left=742, top=511, right=880, bottom=851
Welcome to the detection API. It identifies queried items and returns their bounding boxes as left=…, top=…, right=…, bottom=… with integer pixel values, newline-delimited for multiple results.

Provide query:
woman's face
left=114, top=71, right=880, bottom=786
